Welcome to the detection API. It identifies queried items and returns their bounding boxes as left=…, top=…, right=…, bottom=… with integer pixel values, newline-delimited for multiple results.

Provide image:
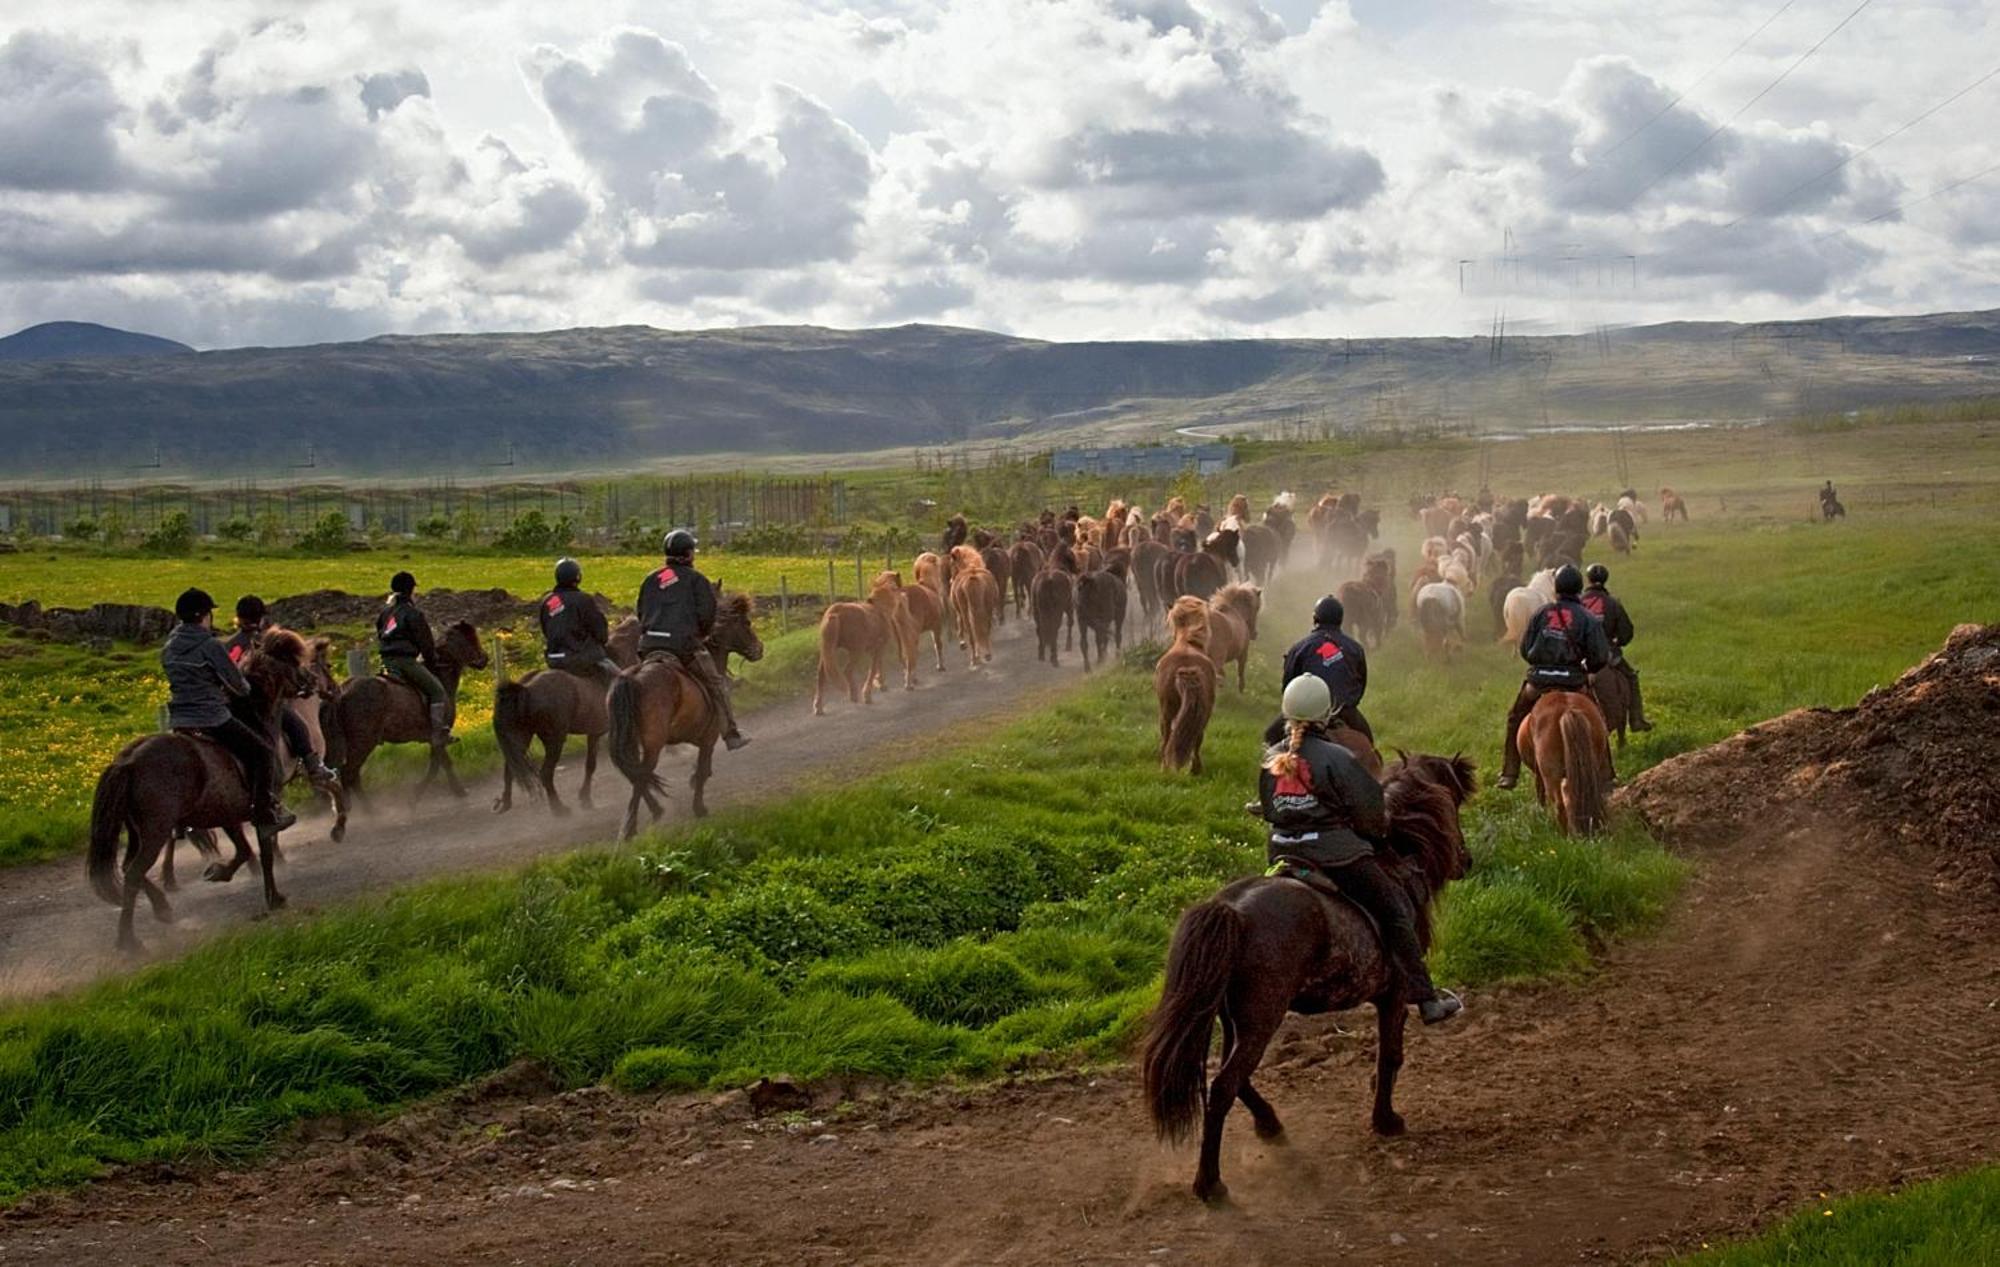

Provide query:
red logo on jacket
left=1316, top=639, right=1343, bottom=665
left=655, top=567, right=680, bottom=586
left=544, top=594, right=565, bottom=614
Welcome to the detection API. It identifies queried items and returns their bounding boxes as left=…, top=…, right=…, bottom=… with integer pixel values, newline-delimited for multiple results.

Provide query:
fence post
left=157, top=702, right=171, bottom=733
left=492, top=633, right=507, bottom=684
left=345, top=647, right=371, bottom=681
left=855, top=551, right=864, bottom=597
left=826, top=555, right=837, bottom=603
left=779, top=575, right=790, bottom=632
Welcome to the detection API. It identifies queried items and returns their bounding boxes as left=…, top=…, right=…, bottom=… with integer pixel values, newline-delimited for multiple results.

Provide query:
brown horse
left=866, top=571, right=923, bottom=692
left=1518, top=690, right=1613, bottom=834
left=980, top=545, right=1012, bottom=623
left=605, top=593, right=764, bottom=836
left=1660, top=487, right=1689, bottom=523
left=492, top=614, right=641, bottom=817
left=1156, top=597, right=1217, bottom=774
left=1132, top=538, right=1168, bottom=623
left=1204, top=583, right=1261, bottom=693
left=813, top=591, right=894, bottom=714
left=949, top=545, right=1000, bottom=668
left=1334, top=580, right=1384, bottom=649
left=1008, top=539, right=1044, bottom=621
left=1031, top=567, right=1074, bottom=667
left=324, top=620, right=488, bottom=805
left=1142, top=753, right=1477, bottom=1202
left=87, top=632, right=319, bottom=950
left=1590, top=668, right=1633, bottom=748
left=1074, top=555, right=1129, bottom=671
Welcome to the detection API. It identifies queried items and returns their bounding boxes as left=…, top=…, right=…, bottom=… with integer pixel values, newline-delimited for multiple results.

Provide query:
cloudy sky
left=2, top=0, right=1997, bottom=348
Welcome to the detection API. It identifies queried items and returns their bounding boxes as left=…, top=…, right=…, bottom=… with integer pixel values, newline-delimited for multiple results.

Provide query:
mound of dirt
left=267, top=587, right=598, bottom=631
left=1619, top=622, right=2000, bottom=906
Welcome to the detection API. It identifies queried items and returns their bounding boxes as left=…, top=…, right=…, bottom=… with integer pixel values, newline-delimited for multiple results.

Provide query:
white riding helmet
left=1280, top=674, right=1333, bottom=723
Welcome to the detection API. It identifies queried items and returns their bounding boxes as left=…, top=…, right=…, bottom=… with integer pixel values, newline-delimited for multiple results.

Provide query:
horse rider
left=636, top=529, right=749, bottom=751
left=1819, top=479, right=1838, bottom=508
left=163, top=588, right=295, bottom=832
left=1277, top=594, right=1371, bottom=742
left=1260, top=675, right=1461, bottom=1025
left=1495, top=563, right=1615, bottom=790
left=225, top=594, right=339, bottom=788
left=539, top=557, right=616, bottom=691
left=376, top=571, right=455, bottom=746
left=1580, top=564, right=1653, bottom=732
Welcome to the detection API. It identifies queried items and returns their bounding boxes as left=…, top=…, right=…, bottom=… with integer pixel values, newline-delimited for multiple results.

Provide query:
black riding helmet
left=1312, top=594, right=1345, bottom=627
left=1554, top=564, right=1584, bottom=596
left=555, top=557, right=583, bottom=587
left=390, top=571, right=417, bottom=596
left=663, top=528, right=697, bottom=560
left=175, top=587, right=217, bottom=623
left=236, top=594, right=267, bottom=625
left=1585, top=563, right=1609, bottom=585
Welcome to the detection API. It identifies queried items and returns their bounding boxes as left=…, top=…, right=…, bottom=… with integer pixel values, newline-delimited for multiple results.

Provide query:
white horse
left=1415, top=582, right=1466, bottom=661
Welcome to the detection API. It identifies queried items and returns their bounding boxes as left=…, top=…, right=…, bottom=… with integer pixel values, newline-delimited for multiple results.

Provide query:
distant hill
left=0, top=311, right=1995, bottom=477
left=0, top=322, right=194, bottom=363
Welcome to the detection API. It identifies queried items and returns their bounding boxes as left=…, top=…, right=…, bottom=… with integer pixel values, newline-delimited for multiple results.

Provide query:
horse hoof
left=118, top=936, right=144, bottom=956
left=270, top=894, right=288, bottom=910
left=493, top=798, right=510, bottom=814
left=330, top=824, right=346, bottom=843
left=550, top=802, right=572, bottom=819
left=1194, top=1179, right=1229, bottom=1205
left=1373, top=1112, right=1407, bottom=1137
left=202, top=863, right=231, bottom=883
left=1253, top=1117, right=1287, bottom=1142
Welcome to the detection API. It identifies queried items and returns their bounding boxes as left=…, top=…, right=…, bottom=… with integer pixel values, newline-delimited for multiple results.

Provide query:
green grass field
left=3, top=476, right=1992, bottom=1201
left=1676, top=1166, right=2000, bottom=1265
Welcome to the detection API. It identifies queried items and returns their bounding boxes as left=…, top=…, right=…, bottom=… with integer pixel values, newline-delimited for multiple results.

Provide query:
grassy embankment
left=1, top=502, right=1990, bottom=1201
left=1675, top=1165, right=2000, bottom=1265
left=0, top=550, right=851, bottom=866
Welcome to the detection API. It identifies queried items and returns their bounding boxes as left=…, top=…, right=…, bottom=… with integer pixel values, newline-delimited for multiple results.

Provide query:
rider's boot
left=1626, top=664, right=1654, bottom=731
left=252, top=785, right=297, bottom=833
left=429, top=702, right=458, bottom=746
left=303, top=751, right=340, bottom=789
left=694, top=648, right=750, bottom=750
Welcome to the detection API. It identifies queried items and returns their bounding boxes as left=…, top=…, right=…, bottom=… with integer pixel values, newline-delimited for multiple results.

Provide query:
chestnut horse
left=1156, top=597, right=1217, bottom=774
left=1334, top=580, right=1384, bottom=649
left=948, top=545, right=1000, bottom=667
left=1143, top=752, right=1477, bottom=1202
left=492, top=614, right=640, bottom=817
left=86, top=631, right=319, bottom=950
left=1204, top=583, right=1261, bottom=693
left=1517, top=689, right=1613, bottom=834
left=605, top=593, right=764, bottom=835
left=813, top=584, right=896, bottom=714
left=324, top=620, right=488, bottom=804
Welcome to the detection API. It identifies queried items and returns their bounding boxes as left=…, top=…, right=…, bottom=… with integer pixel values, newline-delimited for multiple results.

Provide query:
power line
left=1622, top=0, right=1877, bottom=210
left=1719, top=60, right=2000, bottom=232
left=1570, top=0, right=1801, bottom=174
left=1812, top=157, right=2000, bottom=249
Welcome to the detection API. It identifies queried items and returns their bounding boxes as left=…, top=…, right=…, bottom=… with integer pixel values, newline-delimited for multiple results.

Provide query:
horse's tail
left=1164, top=667, right=1211, bottom=771
left=87, top=758, right=134, bottom=906
left=491, top=680, right=545, bottom=801
left=320, top=690, right=348, bottom=772
left=816, top=613, right=841, bottom=691
left=1560, top=708, right=1606, bottom=834
left=1143, top=899, right=1245, bottom=1143
left=606, top=672, right=666, bottom=795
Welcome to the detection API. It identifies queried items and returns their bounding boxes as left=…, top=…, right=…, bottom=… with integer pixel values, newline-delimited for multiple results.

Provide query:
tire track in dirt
left=0, top=610, right=1109, bottom=999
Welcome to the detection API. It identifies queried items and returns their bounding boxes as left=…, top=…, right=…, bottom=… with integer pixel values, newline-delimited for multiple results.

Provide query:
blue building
left=1048, top=444, right=1232, bottom=477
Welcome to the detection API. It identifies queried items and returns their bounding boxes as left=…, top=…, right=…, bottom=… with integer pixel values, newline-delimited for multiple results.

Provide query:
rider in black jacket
left=539, top=558, right=616, bottom=691
left=1581, top=564, right=1653, bottom=732
left=225, top=594, right=338, bottom=788
left=1496, top=564, right=1614, bottom=788
left=1277, top=593, right=1371, bottom=741
left=376, top=571, right=454, bottom=746
left=636, top=530, right=747, bottom=750
left=1260, top=675, right=1460, bottom=1025
left=162, top=589, right=295, bottom=831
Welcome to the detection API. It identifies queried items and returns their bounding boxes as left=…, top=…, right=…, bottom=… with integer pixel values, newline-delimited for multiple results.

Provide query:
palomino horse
left=1143, top=753, right=1476, bottom=1202
left=948, top=545, right=1000, bottom=668
left=323, top=620, right=488, bottom=805
left=87, top=631, right=318, bottom=950
left=1517, top=689, right=1613, bottom=834
left=492, top=613, right=641, bottom=817
left=1155, top=597, right=1217, bottom=775
left=606, top=593, right=764, bottom=836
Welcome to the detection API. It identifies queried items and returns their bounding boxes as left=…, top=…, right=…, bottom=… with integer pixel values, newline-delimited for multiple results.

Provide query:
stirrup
left=724, top=731, right=751, bottom=752
left=1418, top=990, right=1463, bottom=1025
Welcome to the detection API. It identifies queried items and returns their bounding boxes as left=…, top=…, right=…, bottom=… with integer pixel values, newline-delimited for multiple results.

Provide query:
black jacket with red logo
left=539, top=583, right=611, bottom=668
left=1257, top=729, right=1389, bottom=868
left=1519, top=597, right=1614, bottom=689
left=1579, top=585, right=1635, bottom=649
left=1280, top=625, right=1368, bottom=708
left=635, top=561, right=717, bottom=656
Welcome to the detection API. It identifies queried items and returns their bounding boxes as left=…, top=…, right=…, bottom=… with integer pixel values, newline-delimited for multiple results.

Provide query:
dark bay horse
left=87, top=632, right=319, bottom=950
left=324, top=620, right=488, bottom=806
left=1143, top=753, right=1476, bottom=1202
left=606, top=593, right=764, bottom=836
left=492, top=615, right=640, bottom=816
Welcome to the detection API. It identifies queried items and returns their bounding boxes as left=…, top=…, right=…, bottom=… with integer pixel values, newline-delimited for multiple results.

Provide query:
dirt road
left=0, top=611, right=1097, bottom=999
left=6, top=787, right=1995, bottom=1264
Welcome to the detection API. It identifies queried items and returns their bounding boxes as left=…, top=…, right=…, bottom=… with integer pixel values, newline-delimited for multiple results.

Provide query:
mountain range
left=0, top=310, right=1995, bottom=477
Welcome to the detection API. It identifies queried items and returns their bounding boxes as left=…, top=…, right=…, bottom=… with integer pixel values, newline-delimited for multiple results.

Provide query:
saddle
left=640, top=648, right=724, bottom=716
left=1265, top=855, right=1384, bottom=943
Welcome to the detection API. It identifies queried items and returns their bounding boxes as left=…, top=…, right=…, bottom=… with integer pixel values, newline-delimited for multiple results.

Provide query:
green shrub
left=414, top=514, right=452, bottom=540
left=295, top=510, right=353, bottom=555
left=137, top=511, right=195, bottom=555
left=612, top=1046, right=713, bottom=1092
left=1430, top=878, right=1588, bottom=985
left=60, top=517, right=99, bottom=543
left=214, top=515, right=255, bottom=542
left=808, top=943, right=1043, bottom=1027
left=495, top=509, right=574, bottom=553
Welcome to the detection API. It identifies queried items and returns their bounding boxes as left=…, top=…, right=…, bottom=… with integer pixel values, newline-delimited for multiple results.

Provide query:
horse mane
left=1211, top=582, right=1259, bottom=620
left=949, top=544, right=987, bottom=573
left=1381, top=752, right=1477, bottom=938
left=720, top=591, right=754, bottom=619
left=1166, top=596, right=1209, bottom=648
left=256, top=627, right=307, bottom=664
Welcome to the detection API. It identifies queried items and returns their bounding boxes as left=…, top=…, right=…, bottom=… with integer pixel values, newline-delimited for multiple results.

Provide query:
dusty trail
left=5, top=778, right=1996, bottom=1264
left=0, top=610, right=1099, bottom=999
